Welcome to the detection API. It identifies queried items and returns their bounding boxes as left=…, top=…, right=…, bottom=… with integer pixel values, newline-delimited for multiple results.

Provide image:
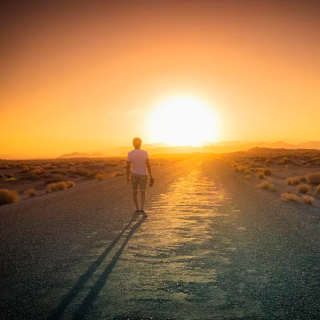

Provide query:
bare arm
left=145, top=159, right=153, bottom=179
left=126, top=161, right=131, bottom=184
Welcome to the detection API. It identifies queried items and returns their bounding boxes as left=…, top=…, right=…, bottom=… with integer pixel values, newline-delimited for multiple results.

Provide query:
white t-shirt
left=127, top=149, right=149, bottom=175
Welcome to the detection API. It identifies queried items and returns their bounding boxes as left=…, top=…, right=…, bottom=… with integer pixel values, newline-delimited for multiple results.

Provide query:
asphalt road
left=1, top=158, right=320, bottom=320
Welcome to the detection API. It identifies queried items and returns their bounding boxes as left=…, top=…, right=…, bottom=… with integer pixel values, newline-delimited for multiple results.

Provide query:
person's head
left=133, top=137, right=142, bottom=149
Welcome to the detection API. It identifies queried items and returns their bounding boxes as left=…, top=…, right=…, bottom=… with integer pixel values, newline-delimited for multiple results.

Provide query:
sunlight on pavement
left=88, top=161, right=261, bottom=319
left=56, top=161, right=262, bottom=320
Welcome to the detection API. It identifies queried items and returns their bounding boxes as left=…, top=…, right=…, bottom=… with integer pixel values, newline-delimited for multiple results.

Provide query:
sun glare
left=149, top=97, right=219, bottom=147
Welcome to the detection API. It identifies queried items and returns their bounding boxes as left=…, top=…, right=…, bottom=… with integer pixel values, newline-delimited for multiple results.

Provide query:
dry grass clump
left=234, top=165, right=247, bottom=172
left=47, top=181, right=68, bottom=192
left=47, top=181, right=75, bottom=192
left=70, top=168, right=91, bottom=177
left=297, top=184, right=310, bottom=194
left=47, top=182, right=66, bottom=192
left=244, top=174, right=252, bottom=179
left=278, top=157, right=289, bottom=165
left=315, top=185, right=320, bottom=195
left=5, top=174, right=16, bottom=181
left=285, top=177, right=300, bottom=185
left=45, top=174, right=65, bottom=184
left=0, top=164, right=9, bottom=169
left=258, top=180, right=273, bottom=189
left=257, top=172, right=265, bottom=179
left=263, top=169, right=272, bottom=176
left=306, top=172, right=320, bottom=185
left=0, top=189, right=20, bottom=205
left=25, top=188, right=36, bottom=197
left=111, top=171, right=125, bottom=177
left=106, top=162, right=118, bottom=167
left=265, top=159, right=274, bottom=164
left=302, top=195, right=314, bottom=205
left=21, top=166, right=30, bottom=173
left=281, top=193, right=300, bottom=203
left=29, top=168, right=43, bottom=175
left=65, top=181, right=76, bottom=188
left=94, top=173, right=108, bottom=181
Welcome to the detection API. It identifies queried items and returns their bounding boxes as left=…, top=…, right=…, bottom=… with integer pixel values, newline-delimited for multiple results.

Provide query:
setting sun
left=148, top=97, right=219, bottom=147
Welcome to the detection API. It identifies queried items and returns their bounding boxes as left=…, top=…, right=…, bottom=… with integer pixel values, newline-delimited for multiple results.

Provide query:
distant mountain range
left=99, top=141, right=320, bottom=156
left=0, top=153, right=51, bottom=160
left=1, top=141, right=320, bottom=160
left=58, top=152, right=107, bottom=159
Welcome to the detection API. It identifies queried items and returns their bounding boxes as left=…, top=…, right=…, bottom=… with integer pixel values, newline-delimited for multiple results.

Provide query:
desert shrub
left=258, top=180, right=273, bottom=189
left=257, top=172, right=265, bottom=179
left=0, top=165, right=9, bottom=169
left=47, top=181, right=75, bottom=192
left=54, top=181, right=68, bottom=191
left=24, top=173, right=42, bottom=181
left=95, top=173, right=107, bottom=181
left=112, top=171, right=125, bottom=177
left=297, top=184, right=310, bottom=194
left=263, top=169, right=272, bottom=176
left=306, top=172, right=320, bottom=185
left=25, top=188, right=36, bottom=197
left=73, top=168, right=91, bottom=177
left=315, top=185, right=320, bottom=195
left=5, top=174, right=16, bottom=181
left=234, top=165, right=247, bottom=172
left=244, top=174, right=252, bottom=179
left=233, top=165, right=240, bottom=172
left=0, top=173, right=4, bottom=179
left=299, top=176, right=307, bottom=183
left=281, top=193, right=300, bottom=203
left=29, top=169, right=42, bottom=175
left=278, top=157, right=289, bottom=165
left=302, top=195, right=314, bottom=205
left=21, top=166, right=29, bottom=173
left=45, top=174, right=65, bottom=184
left=0, top=189, right=20, bottom=205
left=106, top=162, right=118, bottom=167
left=285, top=177, right=300, bottom=185
left=50, top=170, right=63, bottom=174
left=65, top=181, right=76, bottom=188
left=47, top=181, right=68, bottom=192
left=250, top=164, right=260, bottom=169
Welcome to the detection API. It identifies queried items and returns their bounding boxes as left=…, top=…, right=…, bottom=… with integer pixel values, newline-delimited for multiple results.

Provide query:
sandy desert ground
left=1, top=151, right=320, bottom=319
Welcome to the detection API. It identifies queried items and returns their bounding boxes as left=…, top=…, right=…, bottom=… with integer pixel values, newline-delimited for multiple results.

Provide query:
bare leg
left=133, top=191, right=139, bottom=211
left=140, top=191, right=146, bottom=211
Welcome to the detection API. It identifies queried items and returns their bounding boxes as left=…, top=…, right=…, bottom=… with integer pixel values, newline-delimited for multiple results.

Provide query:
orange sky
left=1, top=0, right=320, bottom=156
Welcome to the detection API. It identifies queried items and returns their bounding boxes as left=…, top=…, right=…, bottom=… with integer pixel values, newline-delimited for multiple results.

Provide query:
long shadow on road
left=48, top=214, right=146, bottom=320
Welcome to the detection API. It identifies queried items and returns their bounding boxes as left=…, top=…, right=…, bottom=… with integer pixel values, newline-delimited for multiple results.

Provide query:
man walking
left=127, top=137, right=153, bottom=217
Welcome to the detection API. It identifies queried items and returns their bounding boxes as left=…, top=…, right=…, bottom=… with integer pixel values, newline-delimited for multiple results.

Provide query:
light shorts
left=131, top=173, right=148, bottom=191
